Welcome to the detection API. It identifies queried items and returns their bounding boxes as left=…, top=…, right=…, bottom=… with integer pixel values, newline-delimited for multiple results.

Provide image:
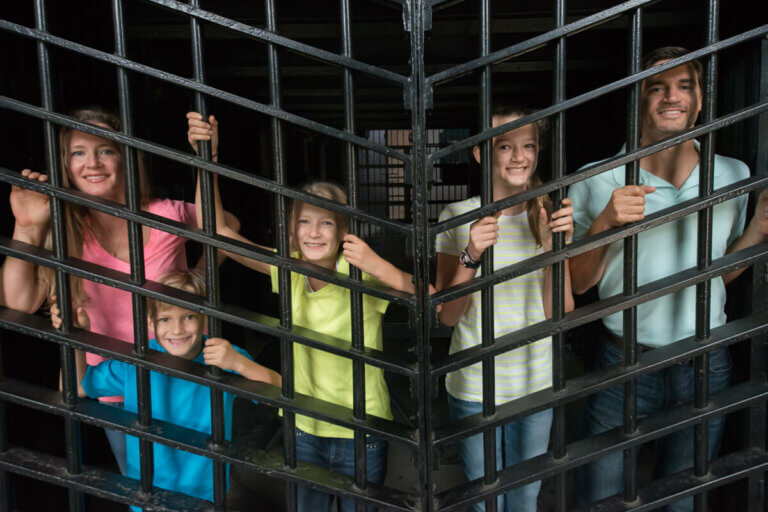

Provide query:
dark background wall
left=0, top=0, right=765, bottom=509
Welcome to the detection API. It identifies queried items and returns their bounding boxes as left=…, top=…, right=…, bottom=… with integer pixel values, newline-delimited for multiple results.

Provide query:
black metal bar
left=749, top=33, right=768, bottom=512
left=477, top=1, right=497, bottom=509
left=408, top=2, right=437, bottom=512
left=32, top=0, right=83, bottom=510
left=692, top=3, right=719, bottom=511
left=263, top=2, right=297, bottom=510
left=622, top=7, right=642, bottom=504
left=339, top=2, right=368, bottom=510
left=111, top=0, right=155, bottom=496
left=551, top=2, right=568, bottom=511
left=187, top=1, right=227, bottom=508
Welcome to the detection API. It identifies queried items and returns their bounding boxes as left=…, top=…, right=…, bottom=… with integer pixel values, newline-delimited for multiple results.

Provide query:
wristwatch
left=458, top=246, right=481, bottom=269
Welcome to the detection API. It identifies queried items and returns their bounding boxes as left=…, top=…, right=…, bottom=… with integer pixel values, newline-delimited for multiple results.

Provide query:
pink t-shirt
left=82, top=199, right=195, bottom=400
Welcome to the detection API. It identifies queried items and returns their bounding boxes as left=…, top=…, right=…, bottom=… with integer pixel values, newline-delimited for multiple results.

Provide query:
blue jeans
left=447, top=394, right=553, bottom=512
left=295, top=429, right=388, bottom=512
left=574, top=339, right=732, bottom=512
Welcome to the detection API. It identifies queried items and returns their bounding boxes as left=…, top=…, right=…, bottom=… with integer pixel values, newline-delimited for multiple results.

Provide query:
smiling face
left=150, top=304, right=205, bottom=360
left=65, top=123, right=125, bottom=202
left=474, top=114, right=540, bottom=197
left=641, top=61, right=702, bottom=143
left=292, top=202, right=345, bottom=269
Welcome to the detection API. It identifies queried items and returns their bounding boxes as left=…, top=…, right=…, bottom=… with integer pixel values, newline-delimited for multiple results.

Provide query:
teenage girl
left=0, top=107, right=239, bottom=474
left=188, top=112, right=426, bottom=511
left=435, top=105, right=575, bottom=512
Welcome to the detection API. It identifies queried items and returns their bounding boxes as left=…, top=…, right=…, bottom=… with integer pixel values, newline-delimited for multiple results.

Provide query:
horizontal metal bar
left=432, top=97, right=768, bottom=238
left=436, top=380, right=768, bottom=510
left=428, top=25, right=768, bottom=165
left=0, top=308, right=418, bottom=446
left=433, top=173, right=768, bottom=307
left=0, top=387, right=416, bottom=511
left=574, top=448, right=768, bottom=512
left=0, top=447, right=210, bottom=511
left=433, top=311, right=768, bottom=446
left=0, top=166, right=413, bottom=306
left=0, top=244, right=418, bottom=377
left=145, top=0, right=408, bottom=86
left=427, top=0, right=659, bottom=87
left=434, top=240, right=768, bottom=377
left=0, top=21, right=410, bottom=164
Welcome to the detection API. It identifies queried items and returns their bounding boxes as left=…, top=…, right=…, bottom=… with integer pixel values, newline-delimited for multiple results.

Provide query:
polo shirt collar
left=609, top=140, right=720, bottom=193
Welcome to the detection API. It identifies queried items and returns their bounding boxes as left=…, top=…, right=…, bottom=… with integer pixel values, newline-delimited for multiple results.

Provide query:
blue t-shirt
left=82, top=337, right=253, bottom=507
left=569, top=143, right=749, bottom=346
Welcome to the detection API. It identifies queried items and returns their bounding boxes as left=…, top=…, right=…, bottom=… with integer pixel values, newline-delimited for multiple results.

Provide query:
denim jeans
left=295, top=429, right=388, bottom=512
left=574, top=338, right=732, bottom=512
left=447, top=394, right=553, bottom=512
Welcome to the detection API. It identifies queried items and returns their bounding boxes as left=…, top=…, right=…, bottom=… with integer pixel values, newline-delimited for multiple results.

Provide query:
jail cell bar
left=0, top=1, right=765, bottom=512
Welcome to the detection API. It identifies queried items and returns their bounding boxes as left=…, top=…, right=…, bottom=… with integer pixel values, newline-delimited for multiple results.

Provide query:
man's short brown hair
left=642, top=46, right=703, bottom=89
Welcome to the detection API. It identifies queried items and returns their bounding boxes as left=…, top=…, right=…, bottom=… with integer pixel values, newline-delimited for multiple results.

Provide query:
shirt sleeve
left=435, top=204, right=459, bottom=255
left=361, top=272, right=391, bottom=315
left=81, top=360, right=127, bottom=399
left=568, top=178, right=595, bottom=242
left=726, top=160, right=752, bottom=247
left=182, top=201, right=197, bottom=227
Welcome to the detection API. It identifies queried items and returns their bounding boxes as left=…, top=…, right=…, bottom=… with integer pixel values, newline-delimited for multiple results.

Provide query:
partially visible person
left=435, top=105, right=575, bottom=512
left=53, top=269, right=280, bottom=510
left=0, top=107, right=239, bottom=473
left=569, top=46, right=768, bottom=512
left=187, top=111, right=433, bottom=512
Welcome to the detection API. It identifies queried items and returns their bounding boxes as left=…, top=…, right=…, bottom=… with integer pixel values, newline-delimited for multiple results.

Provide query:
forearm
left=723, top=223, right=767, bottom=284
left=435, top=254, right=477, bottom=327
left=569, top=215, right=614, bottom=294
left=1, top=225, right=48, bottom=311
left=234, top=355, right=282, bottom=386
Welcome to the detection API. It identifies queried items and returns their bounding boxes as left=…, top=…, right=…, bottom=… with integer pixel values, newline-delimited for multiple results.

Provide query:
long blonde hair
left=288, top=181, right=348, bottom=256
left=40, top=107, right=151, bottom=306
left=489, top=105, right=552, bottom=247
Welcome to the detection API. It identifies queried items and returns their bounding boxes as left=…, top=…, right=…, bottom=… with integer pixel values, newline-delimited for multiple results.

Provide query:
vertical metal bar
left=112, top=0, right=156, bottom=495
left=188, top=2, right=227, bottom=509
left=551, top=2, right=567, bottom=511
left=33, top=1, right=83, bottom=510
left=340, top=2, right=368, bottom=511
left=479, top=0, right=497, bottom=509
left=265, top=2, right=297, bottom=511
left=748, top=34, right=768, bottom=512
left=622, top=6, right=642, bottom=505
left=694, top=3, right=719, bottom=511
left=409, top=2, right=436, bottom=511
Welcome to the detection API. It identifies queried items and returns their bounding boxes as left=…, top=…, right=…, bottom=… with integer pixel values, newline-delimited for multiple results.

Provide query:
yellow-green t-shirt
left=270, top=254, right=392, bottom=438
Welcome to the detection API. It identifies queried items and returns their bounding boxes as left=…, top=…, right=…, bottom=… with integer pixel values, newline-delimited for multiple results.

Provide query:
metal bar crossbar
left=0, top=1, right=766, bottom=511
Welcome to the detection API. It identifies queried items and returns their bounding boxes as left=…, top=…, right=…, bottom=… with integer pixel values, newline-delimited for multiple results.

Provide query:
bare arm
left=434, top=213, right=501, bottom=327
left=539, top=199, right=575, bottom=317
left=1, top=170, right=52, bottom=312
left=203, top=338, right=282, bottom=386
left=188, top=112, right=272, bottom=275
left=723, top=189, right=768, bottom=285
left=570, top=185, right=655, bottom=294
left=342, top=234, right=436, bottom=296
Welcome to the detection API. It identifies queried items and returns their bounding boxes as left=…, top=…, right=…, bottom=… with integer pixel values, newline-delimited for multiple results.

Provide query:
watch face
left=459, top=249, right=480, bottom=269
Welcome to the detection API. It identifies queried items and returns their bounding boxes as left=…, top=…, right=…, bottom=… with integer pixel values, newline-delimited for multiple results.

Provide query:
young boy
left=53, top=269, right=281, bottom=508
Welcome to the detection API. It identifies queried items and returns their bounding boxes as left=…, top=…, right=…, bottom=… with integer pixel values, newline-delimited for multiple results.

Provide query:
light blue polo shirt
left=82, top=337, right=253, bottom=509
left=569, top=143, right=749, bottom=347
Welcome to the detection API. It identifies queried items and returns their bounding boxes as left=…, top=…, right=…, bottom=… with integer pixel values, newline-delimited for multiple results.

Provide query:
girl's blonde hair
left=489, top=105, right=552, bottom=247
left=146, top=269, right=206, bottom=321
left=40, top=107, right=151, bottom=306
left=288, top=181, right=348, bottom=255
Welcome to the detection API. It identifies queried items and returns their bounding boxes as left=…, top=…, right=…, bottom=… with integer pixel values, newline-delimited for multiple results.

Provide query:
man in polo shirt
left=569, top=46, right=768, bottom=511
